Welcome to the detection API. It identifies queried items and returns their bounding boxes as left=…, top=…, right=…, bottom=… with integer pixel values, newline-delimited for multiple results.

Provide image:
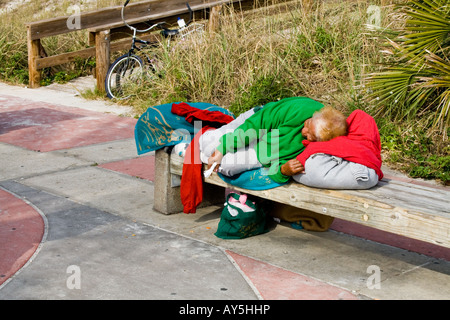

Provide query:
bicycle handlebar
left=121, top=0, right=194, bottom=34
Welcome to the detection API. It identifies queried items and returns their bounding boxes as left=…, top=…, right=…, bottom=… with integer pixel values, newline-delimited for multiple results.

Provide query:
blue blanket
left=134, top=102, right=234, bottom=155
left=134, top=102, right=285, bottom=190
left=218, top=168, right=286, bottom=190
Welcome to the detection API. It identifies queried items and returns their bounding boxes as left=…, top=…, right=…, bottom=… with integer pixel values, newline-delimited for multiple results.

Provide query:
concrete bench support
left=153, top=149, right=184, bottom=214
left=153, top=148, right=224, bottom=214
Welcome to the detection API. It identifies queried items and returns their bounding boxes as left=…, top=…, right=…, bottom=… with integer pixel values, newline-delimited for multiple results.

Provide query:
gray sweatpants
left=293, top=154, right=379, bottom=189
left=199, top=108, right=263, bottom=176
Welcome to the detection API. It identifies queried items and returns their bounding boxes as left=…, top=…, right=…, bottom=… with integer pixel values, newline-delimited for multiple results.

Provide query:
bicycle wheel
left=105, top=54, right=143, bottom=99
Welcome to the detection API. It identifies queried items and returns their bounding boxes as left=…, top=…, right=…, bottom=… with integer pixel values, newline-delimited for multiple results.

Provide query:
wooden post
left=95, top=30, right=110, bottom=93
left=208, top=5, right=222, bottom=33
left=27, top=26, right=41, bottom=88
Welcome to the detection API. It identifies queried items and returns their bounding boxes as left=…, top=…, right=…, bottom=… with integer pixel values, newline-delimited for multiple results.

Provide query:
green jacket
left=217, top=97, right=324, bottom=183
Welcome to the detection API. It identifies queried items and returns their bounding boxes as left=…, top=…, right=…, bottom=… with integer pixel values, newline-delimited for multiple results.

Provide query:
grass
left=377, top=118, right=450, bottom=183
left=126, top=0, right=383, bottom=112
left=0, top=0, right=122, bottom=85
left=0, top=0, right=448, bottom=184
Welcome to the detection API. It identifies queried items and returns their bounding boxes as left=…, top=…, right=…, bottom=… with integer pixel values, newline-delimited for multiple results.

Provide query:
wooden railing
left=25, top=0, right=250, bottom=92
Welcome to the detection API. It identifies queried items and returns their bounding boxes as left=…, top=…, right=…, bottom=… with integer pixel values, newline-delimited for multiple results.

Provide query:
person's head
left=301, top=106, right=347, bottom=142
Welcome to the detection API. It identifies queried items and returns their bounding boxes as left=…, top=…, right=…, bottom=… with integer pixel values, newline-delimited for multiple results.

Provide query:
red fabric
left=296, top=110, right=383, bottom=180
left=174, top=102, right=234, bottom=213
left=172, top=102, right=235, bottom=126
left=181, top=127, right=213, bottom=213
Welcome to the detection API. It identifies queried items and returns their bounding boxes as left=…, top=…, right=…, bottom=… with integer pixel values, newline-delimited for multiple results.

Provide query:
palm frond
left=365, top=0, right=450, bottom=134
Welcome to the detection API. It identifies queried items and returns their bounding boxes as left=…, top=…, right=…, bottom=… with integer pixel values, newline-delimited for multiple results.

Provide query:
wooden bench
left=153, top=148, right=450, bottom=249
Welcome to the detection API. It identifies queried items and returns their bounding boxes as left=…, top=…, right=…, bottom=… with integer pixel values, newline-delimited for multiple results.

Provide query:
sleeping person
left=200, top=97, right=348, bottom=184
left=291, top=109, right=383, bottom=189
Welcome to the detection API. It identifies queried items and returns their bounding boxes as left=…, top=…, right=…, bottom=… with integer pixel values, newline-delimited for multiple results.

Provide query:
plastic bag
left=215, top=193, right=269, bottom=239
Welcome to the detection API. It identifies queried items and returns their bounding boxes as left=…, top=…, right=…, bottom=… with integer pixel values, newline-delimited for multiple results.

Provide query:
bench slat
left=169, top=155, right=450, bottom=248
left=342, top=180, right=449, bottom=218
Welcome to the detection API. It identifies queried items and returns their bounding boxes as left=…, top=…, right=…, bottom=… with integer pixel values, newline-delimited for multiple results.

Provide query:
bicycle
left=105, top=0, right=204, bottom=99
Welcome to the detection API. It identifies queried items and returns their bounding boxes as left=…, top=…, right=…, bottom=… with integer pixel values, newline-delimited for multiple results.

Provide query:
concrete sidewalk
left=0, top=80, right=449, bottom=301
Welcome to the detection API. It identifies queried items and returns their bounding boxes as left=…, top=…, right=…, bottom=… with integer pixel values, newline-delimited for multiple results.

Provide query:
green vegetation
left=0, top=0, right=448, bottom=184
left=366, top=0, right=450, bottom=134
left=377, top=118, right=449, bottom=183
left=365, top=0, right=450, bottom=184
left=0, top=0, right=121, bottom=85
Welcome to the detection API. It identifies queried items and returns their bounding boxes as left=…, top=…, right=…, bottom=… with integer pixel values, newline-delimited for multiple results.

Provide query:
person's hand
left=207, top=150, right=223, bottom=172
left=280, top=159, right=305, bottom=176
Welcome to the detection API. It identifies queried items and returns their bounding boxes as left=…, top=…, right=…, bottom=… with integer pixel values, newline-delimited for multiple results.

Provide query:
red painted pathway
left=226, top=251, right=357, bottom=300
left=0, top=94, right=359, bottom=298
left=0, top=189, right=45, bottom=286
left=0, top=93, right=447, bottom=299
left=0, top=95, right=136, bottom=152
left=0, top=94, right=144, bottom=287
